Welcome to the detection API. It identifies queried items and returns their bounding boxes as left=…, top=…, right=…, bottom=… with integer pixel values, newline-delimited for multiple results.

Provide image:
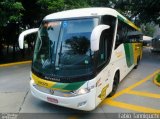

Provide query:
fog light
left=77, top=101, right=87, bottom=107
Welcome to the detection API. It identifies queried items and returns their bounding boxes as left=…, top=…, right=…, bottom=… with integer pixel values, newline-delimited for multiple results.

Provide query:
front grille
left=33, top=84, right=76, bottom=97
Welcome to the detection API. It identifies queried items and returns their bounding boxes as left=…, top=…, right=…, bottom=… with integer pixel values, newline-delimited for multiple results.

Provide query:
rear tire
left=108, top=72, right=119, bottom=97
left=134, top=57, right=140, bottom=69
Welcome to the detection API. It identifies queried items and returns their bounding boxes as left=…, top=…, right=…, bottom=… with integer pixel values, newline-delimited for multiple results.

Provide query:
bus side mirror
left=19, top=28, right=38, bottom=49
left=90, top=25, right=110, bottom=51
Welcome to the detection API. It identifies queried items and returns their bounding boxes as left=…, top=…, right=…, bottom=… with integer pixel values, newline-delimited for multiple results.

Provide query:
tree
left=113, top=0, right=160, bottom=25
left=112, top=0, right=160, bottom=36
left=36, top=0, right=65, bottom=18
left=0, top=0, right=24, bottom=59
left=64, top=0, right=90, bottom=9
left=141, top=23, right=156, bottom=37
left=89, top=0, right=159, bottom=36
left=1, top=0, right=160, bottom=62
left=89, top=0, right=116, bottom=7
left=0, top=0, right=24, bottom=27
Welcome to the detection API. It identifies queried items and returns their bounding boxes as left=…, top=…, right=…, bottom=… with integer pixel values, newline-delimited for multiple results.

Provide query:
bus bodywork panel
left=124, top=43, right=142, bottom=67
left=30, top=79, right=96, bottom=111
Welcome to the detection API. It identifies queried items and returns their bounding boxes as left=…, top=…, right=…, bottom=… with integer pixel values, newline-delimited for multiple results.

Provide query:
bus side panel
left=114, top=43, right=135, bottom=82
left=112, top=43, right=135, bottom=81
left=94, top=66, right=112, bottom=106
left=94, top=43, right=142, bottom=106
left=95, top=44, right=129, bottom=106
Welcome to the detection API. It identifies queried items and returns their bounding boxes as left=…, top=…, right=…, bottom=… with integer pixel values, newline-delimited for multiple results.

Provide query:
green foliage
left=36, top=0, right=90, bottom=12
left=37, top=0, right=64, bottom=12
left=89, top=0, right=116, bottom=7
left=113, top=0, right=160, bottom=24
left=156, top=74, right=160, bottom=83
left=1, top=0, right=160, bottom=61
left=141, top=23, right=156, bottom=37
left=64, top=0, right=90, bottom=9
left=1, top=0, right=160, bottom=27
left=0, top=1, right=24, bottom=26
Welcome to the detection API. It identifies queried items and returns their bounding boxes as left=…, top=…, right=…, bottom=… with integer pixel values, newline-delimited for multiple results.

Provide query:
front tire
left=108, top=72, right=119, bottom=97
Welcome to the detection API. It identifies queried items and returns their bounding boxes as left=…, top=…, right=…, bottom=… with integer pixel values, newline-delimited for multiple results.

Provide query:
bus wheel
left=108, top=72, right=119, bottom=97
left=134, top=57, right=140, bottom=69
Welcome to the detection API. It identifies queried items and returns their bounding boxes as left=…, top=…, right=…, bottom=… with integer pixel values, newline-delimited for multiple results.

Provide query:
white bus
left=19, top=8, right=142, bottom=111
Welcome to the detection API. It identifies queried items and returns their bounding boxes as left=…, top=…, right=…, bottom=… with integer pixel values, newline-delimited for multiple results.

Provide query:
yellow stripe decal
left=127, top=19, right=141, bottom=31
left=32, top=73, right=56, bottom=89
left=32, top=73, right=86, bottom=92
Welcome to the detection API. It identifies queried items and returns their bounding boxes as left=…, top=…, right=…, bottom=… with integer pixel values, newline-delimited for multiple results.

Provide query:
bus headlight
left=73, top=85, right=95, bottom=95
left=31, top=79, right=36, bottom=86
left=31, top=79, right=35, bottom=84
left=73, top=88, right=90, bottom=95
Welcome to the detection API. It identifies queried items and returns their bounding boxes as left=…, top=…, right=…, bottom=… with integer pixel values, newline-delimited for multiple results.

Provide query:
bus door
left=95, top=32, right=110, bottom=105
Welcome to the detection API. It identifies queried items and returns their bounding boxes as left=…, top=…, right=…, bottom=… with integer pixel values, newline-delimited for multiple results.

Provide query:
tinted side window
left=115, top=20, right=128, bottom=49
left=97, top=30, right=108, bottom=66
left=115, top=19, right=142, bottom=49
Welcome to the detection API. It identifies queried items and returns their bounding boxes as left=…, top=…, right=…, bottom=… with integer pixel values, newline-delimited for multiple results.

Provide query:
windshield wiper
left=58, top=41, right=63, bottom=65
left=50, top=41, right=55, bottom=64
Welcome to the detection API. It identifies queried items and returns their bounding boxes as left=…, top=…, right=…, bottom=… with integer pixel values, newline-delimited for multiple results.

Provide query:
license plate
left=47, top=97, right=58, bottom=104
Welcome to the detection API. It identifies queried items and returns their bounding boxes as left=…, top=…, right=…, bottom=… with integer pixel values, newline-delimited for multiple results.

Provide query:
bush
left=156, top=74, right=160, bottom=83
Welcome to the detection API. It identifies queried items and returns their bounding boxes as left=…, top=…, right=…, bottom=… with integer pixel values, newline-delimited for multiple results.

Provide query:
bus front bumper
left=30, top=80, right=96, bottom=111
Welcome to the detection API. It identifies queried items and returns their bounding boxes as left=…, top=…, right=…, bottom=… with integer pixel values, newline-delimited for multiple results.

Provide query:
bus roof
left=44, top=7, right=141, bottom=31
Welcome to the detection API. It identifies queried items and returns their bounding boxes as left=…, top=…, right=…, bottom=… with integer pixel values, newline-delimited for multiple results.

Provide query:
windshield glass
left=32, top=18, right=98, bottom=79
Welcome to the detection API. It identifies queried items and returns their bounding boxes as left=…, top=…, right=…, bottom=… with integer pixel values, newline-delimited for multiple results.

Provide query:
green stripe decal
left=51, top=81, right=86, bottom=91
left=117, top=15, right=126, bottom=23
left=124, top=43, right=134, bottom=67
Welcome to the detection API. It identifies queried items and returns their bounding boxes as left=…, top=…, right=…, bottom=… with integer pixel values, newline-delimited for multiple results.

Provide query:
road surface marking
left=0, top=61, right=32, bottom=67
left=103, top=99, right=160, bottom=113
left=126, top=90, right=160, bottom=99
left=109, top=70, right=160, bottom=99
left=102, top=70, right=160, bottom=112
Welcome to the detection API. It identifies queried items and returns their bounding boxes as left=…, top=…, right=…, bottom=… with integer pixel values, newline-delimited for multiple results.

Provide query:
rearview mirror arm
left=90, top=25, right=110, bottom=51
left=19, top=28, right=38, bottom=49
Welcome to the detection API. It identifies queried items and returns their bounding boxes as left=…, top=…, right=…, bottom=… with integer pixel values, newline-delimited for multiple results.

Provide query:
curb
left=153, top=74, right=160, bottom=87
left=0, top=61, right=32, bottom=67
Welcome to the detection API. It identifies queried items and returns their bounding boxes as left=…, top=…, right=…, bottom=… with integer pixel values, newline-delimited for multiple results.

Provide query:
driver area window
left=97, top=15, right=116, bottom=68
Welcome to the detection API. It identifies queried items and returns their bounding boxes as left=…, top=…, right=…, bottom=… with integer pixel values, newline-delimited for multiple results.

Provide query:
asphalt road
left=0, top=47, right=160, bottom=118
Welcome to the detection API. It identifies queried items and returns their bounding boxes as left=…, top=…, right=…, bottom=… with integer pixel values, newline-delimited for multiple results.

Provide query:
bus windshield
left=32, top=18, right=99, bottom=79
